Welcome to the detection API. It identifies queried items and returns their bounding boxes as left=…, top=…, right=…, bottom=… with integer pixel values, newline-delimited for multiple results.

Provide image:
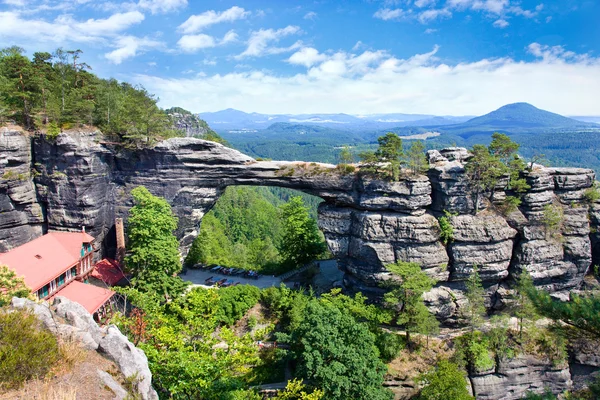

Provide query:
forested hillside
left=0, top=46, right=223, bottom=147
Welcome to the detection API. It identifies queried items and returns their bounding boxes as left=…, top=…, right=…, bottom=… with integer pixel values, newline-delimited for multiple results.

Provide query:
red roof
left=92, top=259, right=126, bottom=286
left=0, top=231, right=95, bottom=291
left=54, top=280, right=114, bottom=314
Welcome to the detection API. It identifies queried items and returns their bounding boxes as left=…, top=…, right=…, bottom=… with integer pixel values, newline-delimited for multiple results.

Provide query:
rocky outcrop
left=1, top=129, right=597, bottom=325
left=470, top=355, right=572, bottom=400
left=0, top=127, right=44, bottom=251
left=10, top=296, right=158, bottom=400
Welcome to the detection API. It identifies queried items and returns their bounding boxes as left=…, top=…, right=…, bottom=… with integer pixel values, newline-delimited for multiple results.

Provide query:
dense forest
left=0, top=46, right=226, bottom=147
left=184, top=186, right=328, bottom=275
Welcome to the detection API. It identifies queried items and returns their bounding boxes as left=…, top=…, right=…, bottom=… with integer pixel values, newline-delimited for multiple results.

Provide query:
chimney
left=115, top=218, right=125, bottom=265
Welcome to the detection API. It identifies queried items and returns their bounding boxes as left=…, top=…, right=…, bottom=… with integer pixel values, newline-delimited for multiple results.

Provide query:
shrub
left=0, top=309, right=59, bottom=391
left=438, top=211, right=454, bottom=245
left=417, top=360, right=473, bottom=400
left=215, top=284, right=261, bottom=326
left=46, top=122, right=60, bottom=141
left=584, top=183, right=600, bottom=204
left=541, top=204, right=563, bottom=238
left=375, top=331, right=405, bottom=362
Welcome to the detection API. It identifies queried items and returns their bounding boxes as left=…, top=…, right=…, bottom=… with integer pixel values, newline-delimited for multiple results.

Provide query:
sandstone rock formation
left=0, top=129, right=597, bottom=325
left=10, top=296, right=158, bottom=400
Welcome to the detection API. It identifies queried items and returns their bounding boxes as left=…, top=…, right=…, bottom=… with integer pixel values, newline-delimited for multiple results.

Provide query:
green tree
left=125, top=186, right=183, bottom=298
left=417, top=360, right=473, bottom=400
left=338, top=145, right=354, bottom=165
left=292, top=301, right=392, bottom=400
left=375, top=132, right=404, bottom=180
left=0, top=264, right=33, bottom=306
left=0, top=46, right=35, bottom=129
left=384, top=261, right=438, bottom=346
left=464, top=265, right=486, bottom=331
left=512, top=272, right=539, bottom=341
left=274, top=378, right=324, bottom=400
left=279, top=196, right=327, bottom=268
left=526, top=288, right=600, bottom=338
left=465, top=144, right=506, bottom=214
left=406, top=140, right=428, bottom=175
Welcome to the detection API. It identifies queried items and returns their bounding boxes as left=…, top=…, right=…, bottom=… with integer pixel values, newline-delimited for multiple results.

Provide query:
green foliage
left=501, top=195, right=522, bottom=214
left=291, top=300, right=392, bottom=400
left=215, top=285, right=261, bottom=326
left=375, top=331, right=406, bottom=362
left=417, top=360, right=474, bottom=400
left=0, top=309, right=59, bottom=390
left=383, top=261, right=438, bottom=345
left=0, top=264, right=33, bottom=306
left=113, top=286, right=261, bottom=399
left=464, top=265, right=486, bottom=331
left=466, top=144, right=506, bottom=213
left=453, top=331, right=495, bottom=373
left=188, top=187, right=325, bottom=274
left=280, top=196, right=327, bottom=269
left=46, top=122, right=60, bottom=141
left=125, top=186, right=184, bottom=298
left=466, top=133, right=529, bottom=214
left=0, top=46, right=189, bottom=146
left=522, top=389, right=558, bottom=399
left=438, top=210, right=455, bottom=245
left=526, top=288, right=600, bottom=338
left=541, top=204, right=564, bottom=238
left=512, top=272, right=539, bottom=340
left=583, top=182, right=600, bottom=204
left=338, top=145, right=354, bottom=165
left=273, top=378, right=324, bottom=400
left=407, top=140, right=429, bottom=175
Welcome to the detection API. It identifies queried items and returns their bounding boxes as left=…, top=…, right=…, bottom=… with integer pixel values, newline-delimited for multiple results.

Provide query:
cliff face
left=1, top=129, right=598, bottom=324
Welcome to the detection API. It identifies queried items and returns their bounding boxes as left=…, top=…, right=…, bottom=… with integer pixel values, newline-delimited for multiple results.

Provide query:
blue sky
left=1, top=0, right=598, bottom=115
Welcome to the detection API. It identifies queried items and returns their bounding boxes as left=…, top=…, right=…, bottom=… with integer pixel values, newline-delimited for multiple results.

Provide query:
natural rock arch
left=3, top=130, right=598, bottom=323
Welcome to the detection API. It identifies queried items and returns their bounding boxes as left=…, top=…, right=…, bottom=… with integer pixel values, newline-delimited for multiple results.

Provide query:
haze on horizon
left=1, top=0, right=598, bottom=116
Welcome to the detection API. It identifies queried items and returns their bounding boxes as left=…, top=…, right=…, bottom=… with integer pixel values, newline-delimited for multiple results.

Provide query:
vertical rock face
left=1, top=129, right=598, bottom=325
left=0, top=128, right=44, bottom=251
left=470, top=355, right=572, bottom=400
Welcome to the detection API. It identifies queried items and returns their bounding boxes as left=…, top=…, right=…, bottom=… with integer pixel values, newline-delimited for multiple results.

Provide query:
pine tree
left=406, top=140, right=428, bottom=175
left=384, top=261, right=438, bottom=346
left=464, top=265, right=486, bottom=331
left=375, top=132, right=404, bottom=180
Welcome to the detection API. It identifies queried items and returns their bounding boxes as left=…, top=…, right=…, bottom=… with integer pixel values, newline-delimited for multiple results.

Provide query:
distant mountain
left=197, top=109, right=471, bottom=132
left=570, top=116, right=600, bottom=124
left=434, top=103, right=599, bottom=137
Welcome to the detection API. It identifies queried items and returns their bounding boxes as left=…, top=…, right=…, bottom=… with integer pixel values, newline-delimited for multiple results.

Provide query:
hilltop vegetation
left=0, top=46, right=223, bottom=147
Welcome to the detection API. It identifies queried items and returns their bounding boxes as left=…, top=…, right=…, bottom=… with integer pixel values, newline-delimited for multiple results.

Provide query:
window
left=40, top=284, right=49, bottom=298
left=71, top=266, right=77, bottom=277
left=58, top=273, right=65, bottom=287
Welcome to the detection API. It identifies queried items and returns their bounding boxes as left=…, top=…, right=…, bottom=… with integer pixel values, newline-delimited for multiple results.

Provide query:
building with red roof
left=0, top=230, right=114, bottom=318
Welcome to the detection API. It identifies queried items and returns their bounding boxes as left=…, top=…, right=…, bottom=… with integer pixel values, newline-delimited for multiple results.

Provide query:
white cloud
left=493, top=18, right=509, bottom=28
left=105, top=36, right=164, bottom=64
left=287, top=47, right=327, bottom=67
left=424, top=28, right=438, bottom=34
left=177, top=30, right=238, bottom=53
left=56, top=11, right=145, bottom=36
left=137, top=0, right=186, bottom=14
left=418, top=8, right=452, bottom=23
left=373, top=8, right=404, bottom=20
left=414, top=0, right=436, bottom=7
left=221, top=30, right=238, bottom=44
left=352, top=41, right=365, bottom=51
left=177, top=34, right=216, bottom=52
left=133, top=44, right=600, bottom=116
left=304, top=11, right=317, bottom=20
left=178, top=6, right=249, bottom=34
left=0, top=10, right=143, bottom=44
left=236, top=25, right=302, bottom=58
left=545, top=16, right=552, bottom=23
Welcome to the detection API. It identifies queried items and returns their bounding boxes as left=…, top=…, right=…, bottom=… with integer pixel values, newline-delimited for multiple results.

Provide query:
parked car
left=215, top=278, right=228, bottom=287
left=221, top=279, right=235, bottom=287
